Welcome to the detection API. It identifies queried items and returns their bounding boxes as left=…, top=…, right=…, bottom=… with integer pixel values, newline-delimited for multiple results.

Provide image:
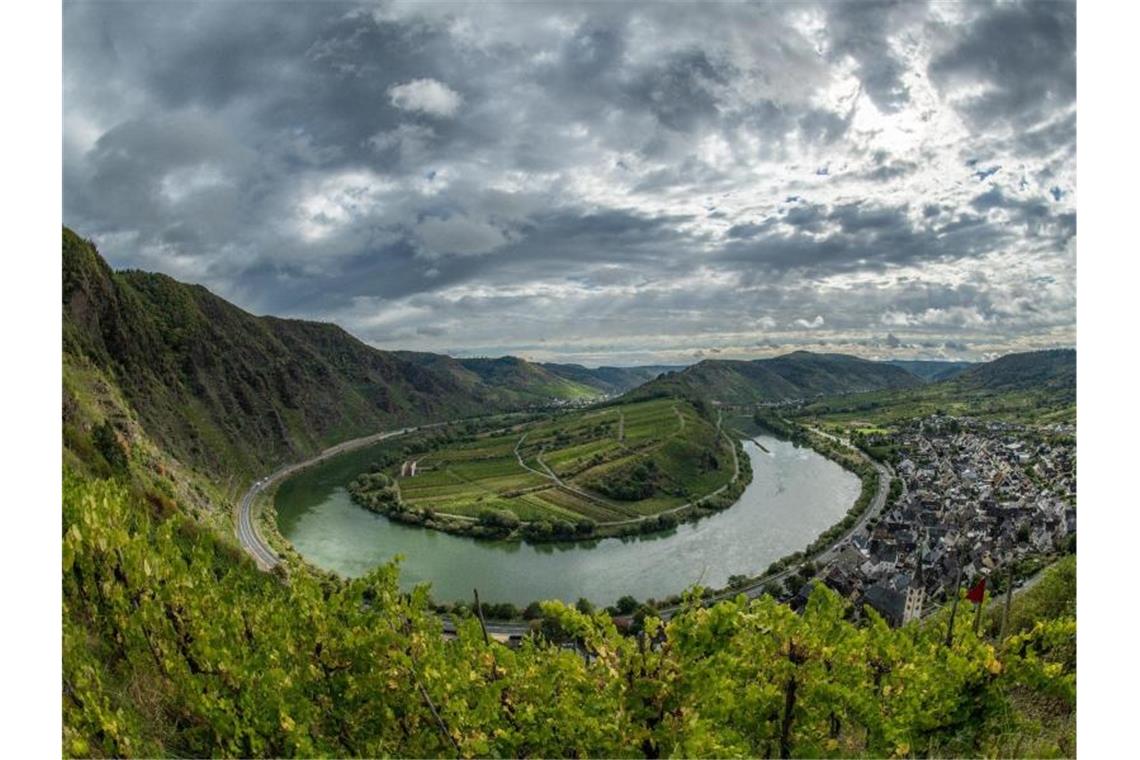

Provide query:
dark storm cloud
left=627, top=49, right=730, bottom=133
left=928, top=0, right=1076, bottom=130
left=824, top=0, right=926, bottom=113
left=63, top=0, right=1075, bottom=364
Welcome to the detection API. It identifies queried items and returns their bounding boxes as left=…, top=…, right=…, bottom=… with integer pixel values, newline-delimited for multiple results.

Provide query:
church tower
left=902, top=556, right=926, bottom=624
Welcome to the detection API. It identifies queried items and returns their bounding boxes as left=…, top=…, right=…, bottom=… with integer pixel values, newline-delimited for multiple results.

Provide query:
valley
left=59, top=230, right=1079, bottom=758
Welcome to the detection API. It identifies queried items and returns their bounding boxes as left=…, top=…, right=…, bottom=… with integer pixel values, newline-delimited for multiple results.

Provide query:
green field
left=389, top=398, right=735, bottom=526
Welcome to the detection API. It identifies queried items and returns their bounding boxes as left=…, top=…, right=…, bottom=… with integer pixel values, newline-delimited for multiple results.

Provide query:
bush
left=575, top=518, right=596, bottom=536
left=482, top=602, right=519, bottom=620
left=551, top=519, right=576, bottom=539
left=477, top=508, right=520, bottom=530
left=523, top=520, right=553, bottom=541
left=92, top=420, right=128, bottom=471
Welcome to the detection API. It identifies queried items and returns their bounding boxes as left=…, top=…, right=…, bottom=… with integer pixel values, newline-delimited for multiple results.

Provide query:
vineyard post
left=999, top=566, right=1014, bottom=641
left=474, top=588, right=490, bottom=646
left=944, top=564, right=962, bottom=648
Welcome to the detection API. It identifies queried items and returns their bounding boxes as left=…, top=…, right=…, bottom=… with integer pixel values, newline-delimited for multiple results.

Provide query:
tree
left=614, top=595, right=639, bottom=615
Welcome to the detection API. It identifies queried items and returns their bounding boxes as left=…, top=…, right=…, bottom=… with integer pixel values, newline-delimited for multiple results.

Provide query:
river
left=275, top=434, right=859, bottom=607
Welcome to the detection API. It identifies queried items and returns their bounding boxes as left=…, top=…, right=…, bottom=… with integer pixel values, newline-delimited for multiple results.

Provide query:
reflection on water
left=275, top=435, right=859, bottom=607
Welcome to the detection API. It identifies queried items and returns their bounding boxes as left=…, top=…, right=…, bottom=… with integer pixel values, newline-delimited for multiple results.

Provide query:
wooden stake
left=972, top=585, right=985, bottom=635
left=474, top=588, right=490, bottom=646
left=999, top=566, right=1014, bottom=641
left=944, top=564, right=962, bottom=648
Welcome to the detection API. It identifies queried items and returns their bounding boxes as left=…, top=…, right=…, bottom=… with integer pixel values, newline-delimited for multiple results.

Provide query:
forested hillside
left=795, top=349, right=1076, bottom=426
left=956, top=349, right=1076, bottom=394
left=393, top=352, right=603, bottom=404
left=629, top=351, right=923, bottom=405
left=63, top=229, right=614, bottom=488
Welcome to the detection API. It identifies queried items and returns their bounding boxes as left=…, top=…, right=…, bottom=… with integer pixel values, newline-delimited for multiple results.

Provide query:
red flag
left=966, top=577, right=986, bottom=604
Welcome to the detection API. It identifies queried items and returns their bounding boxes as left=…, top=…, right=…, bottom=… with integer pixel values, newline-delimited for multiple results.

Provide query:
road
left=235, top=423, right=448, bottom=570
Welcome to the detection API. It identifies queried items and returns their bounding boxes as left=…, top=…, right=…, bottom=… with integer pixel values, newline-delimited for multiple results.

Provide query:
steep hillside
left=956, top=348, right=1075, bottom=393
left=394, top=352, right=602, bottom=403
left=392, top=355, right=680, bottom=401
left=63, top=229, right=527, bottom=487
left=629, top=351, right=922, bottom=404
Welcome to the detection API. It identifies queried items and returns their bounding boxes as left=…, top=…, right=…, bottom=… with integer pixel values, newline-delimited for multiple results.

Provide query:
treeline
left=64, top=474, right=1074, bottom=758
left=752, top=409, right=809, bottom=443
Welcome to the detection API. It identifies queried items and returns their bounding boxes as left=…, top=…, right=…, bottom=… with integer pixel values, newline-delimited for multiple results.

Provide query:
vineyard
left=64, top=473, right=1075, bottom=758
left=349, top=397, right=742, bottom=539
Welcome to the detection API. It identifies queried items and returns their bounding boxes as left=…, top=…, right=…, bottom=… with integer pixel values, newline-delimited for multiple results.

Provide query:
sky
left=63, top=0, right=1076, bottom=367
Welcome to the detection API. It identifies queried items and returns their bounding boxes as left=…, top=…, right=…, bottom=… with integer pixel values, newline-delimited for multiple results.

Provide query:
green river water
left=275, top=434, right=859, bottom=607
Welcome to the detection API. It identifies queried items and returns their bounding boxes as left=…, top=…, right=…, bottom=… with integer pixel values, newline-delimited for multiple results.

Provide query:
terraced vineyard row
left=392, top=397, right=735, bottom=526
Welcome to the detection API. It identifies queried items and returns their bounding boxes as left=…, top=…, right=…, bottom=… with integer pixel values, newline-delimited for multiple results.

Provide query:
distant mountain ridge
left=887, top=359, right=974, bottom=382
left=538, top=362, right=683, bottom=395
left=628, top=350, right=924, bottom=404
left=955, top=349, right=1075, bottom=393
left=392, top=352, right=603, bottom=404
left=392, top=354, right=679, bottom=400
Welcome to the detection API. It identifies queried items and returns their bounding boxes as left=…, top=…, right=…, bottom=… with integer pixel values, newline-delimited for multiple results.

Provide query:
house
left=863, top=583, right=906, bottom=627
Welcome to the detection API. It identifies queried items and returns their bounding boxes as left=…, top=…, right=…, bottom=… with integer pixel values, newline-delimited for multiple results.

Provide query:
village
left=806, top=415, right=1076, bottom=626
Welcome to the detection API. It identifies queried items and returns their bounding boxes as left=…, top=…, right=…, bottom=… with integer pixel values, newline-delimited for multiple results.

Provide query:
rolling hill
left=955, top=348, right=1075, bottom=392
left=794, top=348, right=1076, bottom=426
left=393, top=352, right=603, bottom=404
left=628, top=350, right=924, bottom=405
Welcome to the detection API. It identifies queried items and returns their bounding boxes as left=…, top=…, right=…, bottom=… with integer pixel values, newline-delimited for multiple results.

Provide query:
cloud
left=415, top=215, right=509, bottom=257
left=388, top=78, right=463, bottom=117
left=62, top=1, right=1075, bottom=366
left=794, top=315, right=825, bottom=329
left=928, top=1, right=1075, bottom=130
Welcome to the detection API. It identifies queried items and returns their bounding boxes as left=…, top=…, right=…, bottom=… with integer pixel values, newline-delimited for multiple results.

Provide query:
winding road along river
left=275, top=434, right=859, bottom=608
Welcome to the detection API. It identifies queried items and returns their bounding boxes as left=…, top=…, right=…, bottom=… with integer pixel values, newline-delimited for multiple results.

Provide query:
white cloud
left=159, top=164, right=229, bottom=204
left=293, top=170, right=394, bottom=242
left=793, top=315, right=825, bottom=329
left=387, top=78, right=463, bottom=117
